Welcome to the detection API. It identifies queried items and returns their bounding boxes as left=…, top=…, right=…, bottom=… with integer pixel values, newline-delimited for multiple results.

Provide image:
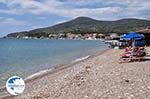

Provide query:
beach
left=1, top=47, right=150, bottom=99
left=0, top=0, right=150, bottom=98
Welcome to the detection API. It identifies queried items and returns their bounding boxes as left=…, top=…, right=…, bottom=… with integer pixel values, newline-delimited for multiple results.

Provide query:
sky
left=0, top=0, right=150, bottom=37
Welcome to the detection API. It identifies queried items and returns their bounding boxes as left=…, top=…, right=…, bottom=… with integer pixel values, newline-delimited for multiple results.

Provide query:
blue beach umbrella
left=121, top=32, right=144, bottom=40
left=121, top=32, right=145, bottom=47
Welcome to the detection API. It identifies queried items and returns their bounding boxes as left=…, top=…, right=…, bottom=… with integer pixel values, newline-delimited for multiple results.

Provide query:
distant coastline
left=3, top=33, right=105, bottom=40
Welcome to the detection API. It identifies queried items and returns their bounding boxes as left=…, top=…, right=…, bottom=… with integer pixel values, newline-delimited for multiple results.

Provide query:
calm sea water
left=0, top=39, right=107, bottom=86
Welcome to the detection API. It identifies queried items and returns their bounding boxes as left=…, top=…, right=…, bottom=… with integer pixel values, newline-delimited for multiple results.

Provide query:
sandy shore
left=1, top=47, right=150, bottom=99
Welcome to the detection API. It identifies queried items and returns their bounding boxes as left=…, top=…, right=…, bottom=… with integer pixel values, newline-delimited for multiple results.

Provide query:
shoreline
left=0, top=39, right=108, bottom=88
left=25, top=48, right=109, bottom=83
left=1, top=47, right=150, bottom=98
left=0, top=48, right=109, bottom=98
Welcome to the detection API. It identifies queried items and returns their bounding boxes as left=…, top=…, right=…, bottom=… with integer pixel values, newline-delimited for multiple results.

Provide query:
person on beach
left=119, top=46, right=146, bottom=62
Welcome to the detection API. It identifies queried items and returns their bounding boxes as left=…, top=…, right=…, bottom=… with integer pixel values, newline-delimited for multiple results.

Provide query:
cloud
left=0, top=17, right=30, bottom=25
left=0, top=0, right=150, bottom=37
left=0, top=0, right=150, bottom=20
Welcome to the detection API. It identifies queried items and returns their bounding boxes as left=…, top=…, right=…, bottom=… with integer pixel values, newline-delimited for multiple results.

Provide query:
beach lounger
left=119, top=55, right=132, bottom=63
left=119, top=55, right=144, bottom=63
left=131, top=56, right=144, bottom=62
left=119, top=47, right=146, bottom=63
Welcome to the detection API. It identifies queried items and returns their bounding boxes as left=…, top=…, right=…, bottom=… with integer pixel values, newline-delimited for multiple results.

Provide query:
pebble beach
left=1, top=47, right=150, bottom=99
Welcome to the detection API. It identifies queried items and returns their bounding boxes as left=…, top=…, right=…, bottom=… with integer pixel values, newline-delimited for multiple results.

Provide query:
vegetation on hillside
left=5, top=17, right=150, bottom=38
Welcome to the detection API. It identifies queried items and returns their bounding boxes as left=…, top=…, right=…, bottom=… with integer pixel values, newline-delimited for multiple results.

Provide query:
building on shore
left=137, top=27, right=150, bottom=45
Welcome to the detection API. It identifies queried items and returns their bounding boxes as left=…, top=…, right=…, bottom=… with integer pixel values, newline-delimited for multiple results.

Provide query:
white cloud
left=0, top=0, right=150, bottom=20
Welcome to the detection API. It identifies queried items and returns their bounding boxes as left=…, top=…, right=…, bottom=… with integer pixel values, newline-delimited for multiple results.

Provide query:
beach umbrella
left=121, top=32, right=144, bottom=40
left=121, top=32, right=145, bottom=47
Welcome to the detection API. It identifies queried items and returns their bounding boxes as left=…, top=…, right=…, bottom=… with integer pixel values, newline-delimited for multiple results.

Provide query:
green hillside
left=5, top=17, right=150, bottom=38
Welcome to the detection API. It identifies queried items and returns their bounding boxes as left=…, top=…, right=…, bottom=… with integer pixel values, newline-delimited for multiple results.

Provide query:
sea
left=0, top=39, right=108, bottom=87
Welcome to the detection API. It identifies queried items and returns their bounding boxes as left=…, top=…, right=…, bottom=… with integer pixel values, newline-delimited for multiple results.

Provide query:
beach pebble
left=85, top=95, right=89, bottom=98
left=8, top=48, right=150, bottom=99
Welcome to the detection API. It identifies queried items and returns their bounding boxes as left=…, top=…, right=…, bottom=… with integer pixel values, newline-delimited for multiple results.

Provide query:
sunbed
left=119, top=47, right=146, bottom=63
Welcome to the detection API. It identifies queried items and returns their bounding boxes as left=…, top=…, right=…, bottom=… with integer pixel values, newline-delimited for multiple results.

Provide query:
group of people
left=119, top=46, right=146, bottom=63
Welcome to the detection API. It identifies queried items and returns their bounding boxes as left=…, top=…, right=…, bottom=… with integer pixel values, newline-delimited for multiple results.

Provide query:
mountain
left=5, top=17, right=150, bottom=38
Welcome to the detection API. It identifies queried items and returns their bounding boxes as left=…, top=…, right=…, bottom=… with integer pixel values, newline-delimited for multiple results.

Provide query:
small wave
left=25, top=55, right=90, bottom=81
left=73, top=55, right=90, bottom=62
left=25, top=69, right=53, bottom=81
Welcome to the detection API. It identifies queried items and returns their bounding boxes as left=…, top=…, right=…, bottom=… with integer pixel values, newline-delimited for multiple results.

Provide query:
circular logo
left=6, top=76, right=25, bottom=95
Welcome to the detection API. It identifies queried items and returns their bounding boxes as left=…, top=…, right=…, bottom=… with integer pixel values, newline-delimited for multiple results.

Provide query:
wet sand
left=1, top=47, right=150, bottom=99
